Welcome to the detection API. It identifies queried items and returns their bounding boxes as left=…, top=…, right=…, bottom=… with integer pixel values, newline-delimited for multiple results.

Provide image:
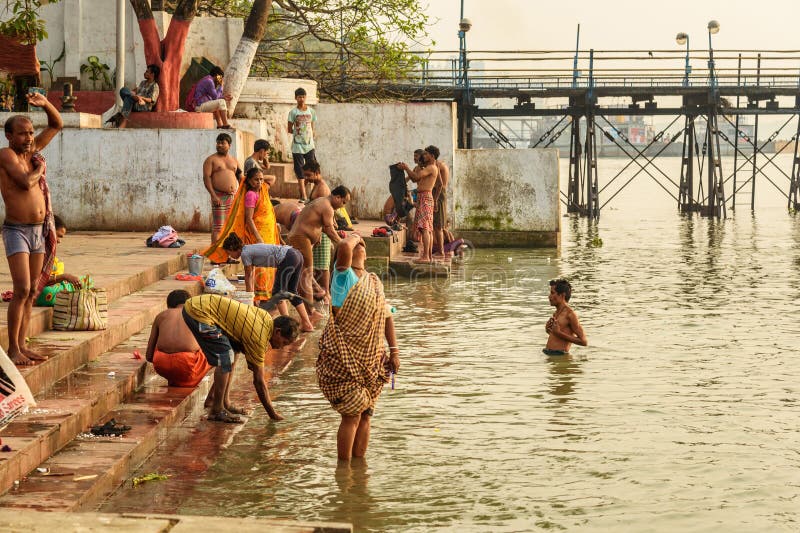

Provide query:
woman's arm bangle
left=388, top=346, right=399, bottom=351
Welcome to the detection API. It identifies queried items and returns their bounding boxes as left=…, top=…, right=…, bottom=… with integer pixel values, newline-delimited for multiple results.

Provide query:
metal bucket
left=187, top=255, right=205, bottom=276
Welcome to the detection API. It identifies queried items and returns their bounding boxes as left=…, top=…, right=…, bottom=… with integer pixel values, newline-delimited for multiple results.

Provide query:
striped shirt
left=183, top=294, right=273, bottom=367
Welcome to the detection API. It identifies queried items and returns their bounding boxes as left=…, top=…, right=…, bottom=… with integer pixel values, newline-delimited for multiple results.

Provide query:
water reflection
left=545, top=355, right=583, bottom=402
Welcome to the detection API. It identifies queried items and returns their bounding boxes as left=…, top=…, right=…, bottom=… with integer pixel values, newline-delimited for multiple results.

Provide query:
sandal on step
left=90, top=418, right=131, bottom=437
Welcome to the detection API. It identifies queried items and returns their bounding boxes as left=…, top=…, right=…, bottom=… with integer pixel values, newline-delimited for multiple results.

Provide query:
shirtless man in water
left=398, top=149, right=439, bottom=263
left=203, top=133, right=241, bottom=243
left=287, top=186, right=349, bottom=313
left=1, top=93, right=63, bottom=365
left=544, top=278, right=588, bottom=356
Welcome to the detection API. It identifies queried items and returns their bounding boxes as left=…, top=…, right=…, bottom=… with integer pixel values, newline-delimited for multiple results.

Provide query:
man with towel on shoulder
left=146, top=290, right=211, bottom=388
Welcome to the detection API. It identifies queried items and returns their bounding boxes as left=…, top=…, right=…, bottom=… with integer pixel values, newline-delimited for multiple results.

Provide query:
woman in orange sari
left=205, top=168, right=280, bottom=304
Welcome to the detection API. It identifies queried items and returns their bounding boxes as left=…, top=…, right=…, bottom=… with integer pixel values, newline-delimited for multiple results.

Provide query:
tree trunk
left=224, top=0, right=273, bottom=117
left=128, top=0, right=196, bottom=111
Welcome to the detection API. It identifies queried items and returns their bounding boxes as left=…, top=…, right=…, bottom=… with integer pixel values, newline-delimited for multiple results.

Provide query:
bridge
left=255, top=48, right=800, bottom=218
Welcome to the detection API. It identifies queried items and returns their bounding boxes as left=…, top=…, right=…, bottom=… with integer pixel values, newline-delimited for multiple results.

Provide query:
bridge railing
left=401, top=49, right=800, bottom=90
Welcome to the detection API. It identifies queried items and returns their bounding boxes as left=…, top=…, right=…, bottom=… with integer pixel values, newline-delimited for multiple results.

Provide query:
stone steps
left=0, top=234, right=197, bottom=350
left=0, top=276, right=206, bottom=497
left=0, top=336, right=305, bottom=512
left=19, top=278, right=205, bottom=397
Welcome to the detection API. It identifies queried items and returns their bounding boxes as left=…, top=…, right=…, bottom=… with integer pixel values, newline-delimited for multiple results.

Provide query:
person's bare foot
left=21, top=346, right=48, bottom=361
left=224, top=404, right=250, bottom=415
left=9, top=349, right=33, bottom=366
left=301, top=321, right=315, bottom=332
left=310, top=309, right=324, bottom=327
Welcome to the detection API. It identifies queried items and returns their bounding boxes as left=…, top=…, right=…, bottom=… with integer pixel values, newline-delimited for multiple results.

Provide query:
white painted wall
left=452, top=148, right=560, bottom=232
left=30, top=4, right=241, bottom=90
left=312, top=102, right=457, bottom=219
left=0, top=128, right=246, bottom=231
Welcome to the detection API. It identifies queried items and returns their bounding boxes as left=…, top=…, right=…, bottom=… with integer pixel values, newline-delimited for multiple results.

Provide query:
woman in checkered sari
left=316, top=233, right=400, bottom=461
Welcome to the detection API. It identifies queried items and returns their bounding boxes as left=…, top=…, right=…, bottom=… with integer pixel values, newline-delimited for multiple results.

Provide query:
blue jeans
left=119, top=87, right=136, bottom=118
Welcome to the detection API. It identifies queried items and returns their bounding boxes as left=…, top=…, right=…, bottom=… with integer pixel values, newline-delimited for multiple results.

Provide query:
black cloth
left=389, top=165, right=412, bottom=218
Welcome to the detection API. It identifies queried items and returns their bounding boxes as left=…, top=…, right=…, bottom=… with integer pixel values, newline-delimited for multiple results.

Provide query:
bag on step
left=0, top=346, right=37, bottom=429
left=52, top=276, right=108, bottom=331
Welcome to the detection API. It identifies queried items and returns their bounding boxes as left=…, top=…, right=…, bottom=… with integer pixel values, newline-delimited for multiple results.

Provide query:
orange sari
left=204, top=182, right=279, bottom=302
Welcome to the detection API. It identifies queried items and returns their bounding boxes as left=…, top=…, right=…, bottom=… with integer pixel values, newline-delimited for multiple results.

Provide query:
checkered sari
left=316, top=272, right=388, bottom=416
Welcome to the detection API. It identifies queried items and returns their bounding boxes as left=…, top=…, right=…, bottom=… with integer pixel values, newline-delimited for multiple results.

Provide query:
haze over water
left=104, top=156, right=800, bottom=531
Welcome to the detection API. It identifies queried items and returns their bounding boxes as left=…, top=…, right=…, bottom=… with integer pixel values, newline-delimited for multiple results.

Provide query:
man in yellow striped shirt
left=183, top=294, right=299, bottom=422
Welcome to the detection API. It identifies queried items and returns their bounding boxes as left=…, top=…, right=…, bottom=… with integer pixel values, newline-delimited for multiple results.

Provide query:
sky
left=423, top=0, right=800, bottom=52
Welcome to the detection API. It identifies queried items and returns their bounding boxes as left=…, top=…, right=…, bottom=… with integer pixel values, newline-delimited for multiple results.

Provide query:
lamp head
left=675, top=32, right=688, bottom=45
left=707, top=20, right=720, bottom=34
left=459, top=18, right=472, bottom=32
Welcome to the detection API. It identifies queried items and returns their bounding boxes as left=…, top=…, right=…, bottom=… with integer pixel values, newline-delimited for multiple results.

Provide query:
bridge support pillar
left=456, top=93, right=474, bottom=149
left=789, top=108, right=800, bottom=211
left=567, top=114, right=583, bottom=213
left=704, top=109, right=726, bottom=218
left=585, top=112, right=599, bottom=220
left=679, top=115, right=698, bottom=213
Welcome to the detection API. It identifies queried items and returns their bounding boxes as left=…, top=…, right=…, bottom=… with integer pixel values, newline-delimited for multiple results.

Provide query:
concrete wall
left=312, top=102, right=457, bottom=219
left=31, top=4, right=241, bottom=90
left=0, top=128, right=247, bottom=232
left=452, top=148, right=560, bottom=246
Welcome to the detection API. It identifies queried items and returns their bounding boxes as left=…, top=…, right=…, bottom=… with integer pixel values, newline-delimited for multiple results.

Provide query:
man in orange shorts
left=145, top=290, right=211, bottom=388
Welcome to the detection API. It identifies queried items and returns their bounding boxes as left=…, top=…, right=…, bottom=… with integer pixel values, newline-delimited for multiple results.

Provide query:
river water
left=103, top=156, right=800, bottom=531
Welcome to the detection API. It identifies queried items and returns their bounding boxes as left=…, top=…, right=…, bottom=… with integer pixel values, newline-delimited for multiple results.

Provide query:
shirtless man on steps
left=203, top=133, right=241, bottom=243
left=398, top=149, right=438, bottom=263
left=0, top=92, right=63, bottom=365
left=287, top=186, right=349, bottom=314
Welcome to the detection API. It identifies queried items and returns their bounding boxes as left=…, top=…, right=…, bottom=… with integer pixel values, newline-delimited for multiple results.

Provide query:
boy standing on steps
left=287, top=87, right=317, bottom=203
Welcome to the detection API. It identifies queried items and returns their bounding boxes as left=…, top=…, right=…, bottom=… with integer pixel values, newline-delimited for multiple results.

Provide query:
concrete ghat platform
left=335, top=219, right=452, bottom=278
left=0, top=232, right=211, bottom=350
left=0, top=509, right=352, bottom=532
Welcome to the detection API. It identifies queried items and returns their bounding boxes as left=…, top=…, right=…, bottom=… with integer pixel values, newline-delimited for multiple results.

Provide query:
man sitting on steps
left=145, top=290, right=211, bottom=388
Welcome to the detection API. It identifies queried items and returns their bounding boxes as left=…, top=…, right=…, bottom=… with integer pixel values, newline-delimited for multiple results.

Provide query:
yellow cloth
left=316, top=273, right=388, bottom=416
left=183, top=294, right=273, bottom=367
left=335, top=206, right=353, bottom=227
left=51, top=257, right=64, bottom=276
left=204, top=181, right=280, bottom=302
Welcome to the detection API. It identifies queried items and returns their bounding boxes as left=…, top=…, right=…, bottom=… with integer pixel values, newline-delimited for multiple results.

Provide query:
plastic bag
left=204, top=268, right=237, bottom=296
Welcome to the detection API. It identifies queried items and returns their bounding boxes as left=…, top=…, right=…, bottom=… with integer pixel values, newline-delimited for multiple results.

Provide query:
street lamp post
left=707, top=20, right=720, bottom=88
left=457, top=0, right=472, bottom=148
left=675, top=32, right=690, bottom=87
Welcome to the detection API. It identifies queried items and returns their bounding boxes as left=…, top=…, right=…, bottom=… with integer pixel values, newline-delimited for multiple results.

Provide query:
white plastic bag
left=0, top=346, right=36, bottom=429
left=204, top=268, right=237, bottom=296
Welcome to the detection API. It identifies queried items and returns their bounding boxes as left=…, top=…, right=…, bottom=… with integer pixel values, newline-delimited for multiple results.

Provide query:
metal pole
left=752, top=53, right=761, bottom=211
left=707, top=30, right=717, bottom=90
left=115, top=0, right=125, bottom=108
left=684, top=36, right=690, bottom=87
left=572, top=24, right=580, bottom=88
left=732, top=53, right=741, bottom=210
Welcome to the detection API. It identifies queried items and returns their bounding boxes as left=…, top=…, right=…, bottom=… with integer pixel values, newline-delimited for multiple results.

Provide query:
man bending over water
left=544, top=278, right=587, bottom=356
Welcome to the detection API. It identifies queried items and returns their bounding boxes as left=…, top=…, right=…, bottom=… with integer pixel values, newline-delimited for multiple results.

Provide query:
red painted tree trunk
left=136, top=17, right=190, bottom=111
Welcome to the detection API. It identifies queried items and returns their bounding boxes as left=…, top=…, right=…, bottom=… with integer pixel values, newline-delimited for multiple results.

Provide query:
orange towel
left=152, top=348, right=212, bottom=388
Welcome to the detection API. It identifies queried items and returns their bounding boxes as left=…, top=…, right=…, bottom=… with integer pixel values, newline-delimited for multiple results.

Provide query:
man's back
left=310, top=178, right=330, bottom=199
left=154, top=308, right=201, bottom=354
left=289, top=197, right=331, bottom=243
